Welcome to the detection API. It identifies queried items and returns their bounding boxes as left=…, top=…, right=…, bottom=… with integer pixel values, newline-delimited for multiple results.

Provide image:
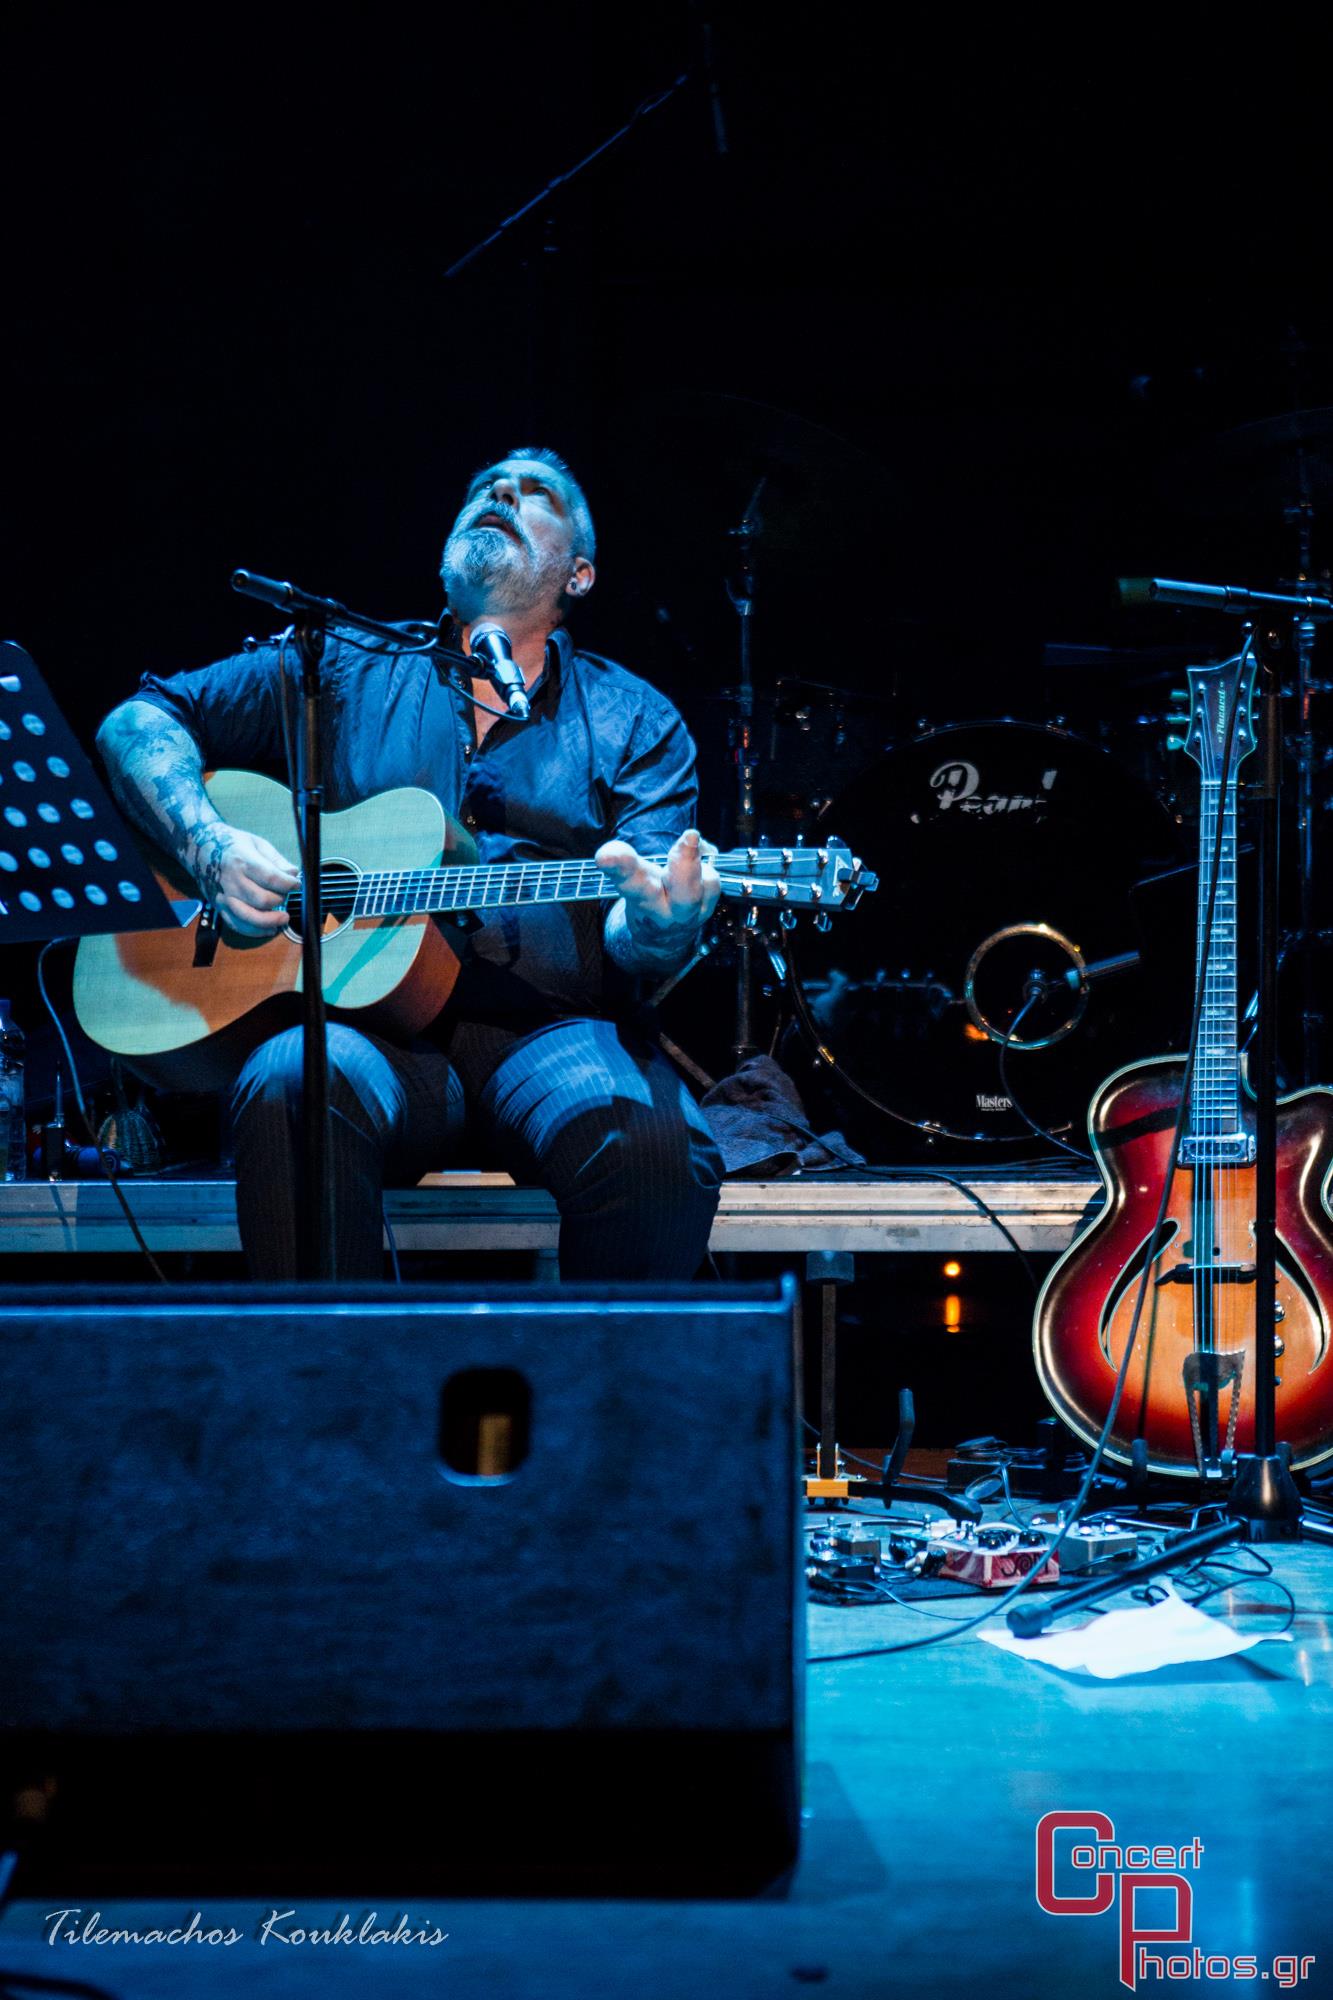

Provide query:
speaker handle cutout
left=438, top=1367, right=531, bottom=1483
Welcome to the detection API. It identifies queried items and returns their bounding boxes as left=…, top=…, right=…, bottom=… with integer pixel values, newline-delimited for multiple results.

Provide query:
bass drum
left=790, top=721, right=1185, bottom=1156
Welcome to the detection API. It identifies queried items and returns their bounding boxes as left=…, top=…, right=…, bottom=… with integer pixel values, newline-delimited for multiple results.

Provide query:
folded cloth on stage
left=699, top=1053, right=866, bottom=1179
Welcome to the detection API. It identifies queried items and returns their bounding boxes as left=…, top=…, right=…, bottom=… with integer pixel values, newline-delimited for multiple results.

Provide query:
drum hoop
left=783, top=937, right=1067, bottom=1148
left=964, top=922, right=1089, bottom=1051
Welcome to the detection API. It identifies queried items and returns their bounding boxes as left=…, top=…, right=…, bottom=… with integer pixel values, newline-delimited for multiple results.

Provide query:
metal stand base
left=801, top=1246, right=979, bottom=1524
left=1008, top=1449, right=1333, bottom=1637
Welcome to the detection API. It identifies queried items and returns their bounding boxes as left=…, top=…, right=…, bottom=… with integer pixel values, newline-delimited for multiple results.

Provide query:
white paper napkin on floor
left=979, top=1583, right=1285, bottom=1677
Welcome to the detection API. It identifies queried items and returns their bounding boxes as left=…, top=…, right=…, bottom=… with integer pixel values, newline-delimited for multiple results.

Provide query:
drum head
left=792, top=721, right=1184, bottom=1154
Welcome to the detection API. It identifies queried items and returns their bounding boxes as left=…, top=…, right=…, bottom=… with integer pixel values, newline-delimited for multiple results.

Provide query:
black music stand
left=0, top=642, right=174, bottom=945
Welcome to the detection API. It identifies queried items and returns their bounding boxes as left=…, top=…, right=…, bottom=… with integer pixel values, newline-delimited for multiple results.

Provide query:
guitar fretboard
left=1191, top=775, right=1240, bottom=1140
left=352, top=857, right=631, bottom=918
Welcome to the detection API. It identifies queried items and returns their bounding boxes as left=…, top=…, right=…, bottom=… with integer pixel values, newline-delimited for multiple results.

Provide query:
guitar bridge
left=1155, top=1261, right=1257, bottom=1286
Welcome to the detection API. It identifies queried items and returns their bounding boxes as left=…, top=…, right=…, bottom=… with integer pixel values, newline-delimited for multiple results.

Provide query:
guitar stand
left=1012, top=589, right=1333, bottom=1637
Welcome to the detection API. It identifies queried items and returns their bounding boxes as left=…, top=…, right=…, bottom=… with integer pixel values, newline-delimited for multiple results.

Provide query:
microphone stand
left=291, top=611, right=334, bottom=1281
left=725, top=480, right=766, bottom=1065
left=231, top=571, right=473, bottom=1281
left=1225, top=619, right=1333, bottom=1544
left=1288, top=488, right=1321, bottom=1085
left=1009, top=577, right=1333, bottom=1638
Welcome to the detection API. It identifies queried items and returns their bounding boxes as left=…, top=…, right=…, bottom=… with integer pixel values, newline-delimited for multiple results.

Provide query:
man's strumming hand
left=190, top=823, right=300, bottom=937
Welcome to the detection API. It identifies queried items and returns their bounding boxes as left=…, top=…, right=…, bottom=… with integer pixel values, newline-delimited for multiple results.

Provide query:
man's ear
left=566, top=557, right=596, bottom=599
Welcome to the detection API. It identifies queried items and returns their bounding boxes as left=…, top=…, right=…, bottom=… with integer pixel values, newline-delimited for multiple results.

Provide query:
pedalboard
left=809, top=1520, right=1063, bottom=1591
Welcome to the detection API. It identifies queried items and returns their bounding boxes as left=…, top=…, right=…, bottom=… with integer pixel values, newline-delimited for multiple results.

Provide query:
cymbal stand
left=725, top=479, right=766, bottom=1064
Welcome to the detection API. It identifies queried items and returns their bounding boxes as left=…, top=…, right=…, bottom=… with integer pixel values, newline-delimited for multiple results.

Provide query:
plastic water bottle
left=0, top=999, right=26, bottom=1182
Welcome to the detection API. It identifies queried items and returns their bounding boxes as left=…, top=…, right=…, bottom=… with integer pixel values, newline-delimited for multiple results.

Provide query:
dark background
left=5, top=3, right=1333, bottom=1441
left=8, top=2, right=1333, bottom=736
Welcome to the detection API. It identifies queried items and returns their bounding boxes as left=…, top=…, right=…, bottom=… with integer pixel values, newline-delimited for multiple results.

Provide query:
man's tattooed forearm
left=96, top=701, right=220, bottom=866
left=188, top=823, right=233, bottom=903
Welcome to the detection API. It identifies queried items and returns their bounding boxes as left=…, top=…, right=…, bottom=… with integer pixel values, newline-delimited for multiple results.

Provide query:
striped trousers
left=230, top=1016, right=723, bottom=1282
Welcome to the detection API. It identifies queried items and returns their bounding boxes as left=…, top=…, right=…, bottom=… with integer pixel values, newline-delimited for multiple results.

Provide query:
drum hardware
left=785, top=943, right=1051, bottom=1148
left=723, top=476, right=766, bottom=1064
left=1154, top=403, right=1333, bottom=1083
left=789, top=719, right=1181, bottom=1154
left=964, top=923, right=1089, bottom=1050
left=803, top=968, right=953, bottom=1031
left=609, top=394, right=894, bottom=1064
left=964, top=927, right=1145, bottom=1053
left=969, top=936, right=1140, bottom=1166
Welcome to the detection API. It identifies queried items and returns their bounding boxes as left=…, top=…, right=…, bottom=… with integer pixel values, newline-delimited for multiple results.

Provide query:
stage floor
left=4, top=1506, right=1332, bottom=1997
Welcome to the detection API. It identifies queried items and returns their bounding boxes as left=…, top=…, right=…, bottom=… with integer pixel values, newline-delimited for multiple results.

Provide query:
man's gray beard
left=440, top=529, right=563, bottom=625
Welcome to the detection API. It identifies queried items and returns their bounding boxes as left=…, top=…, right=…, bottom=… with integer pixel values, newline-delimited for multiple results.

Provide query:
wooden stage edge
left=0, top=1173, right=1100, bottom=1256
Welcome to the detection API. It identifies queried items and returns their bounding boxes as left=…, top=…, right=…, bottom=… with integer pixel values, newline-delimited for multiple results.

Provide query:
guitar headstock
left=1168, top=644, right=1259, bottom=783
left=714, top=838, right=878, bottom=930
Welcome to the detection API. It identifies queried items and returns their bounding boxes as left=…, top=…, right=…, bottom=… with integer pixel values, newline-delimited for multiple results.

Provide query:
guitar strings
left=1216, top=687, right=1240, bottom=1367
left=1196, top=732, right=1238, bottom=1362
left=287, top=850, right=829, bottom=921
left=1183, top=653, right=1247, bottom=1435
left=1136, top=647, right=1244, bottom=1452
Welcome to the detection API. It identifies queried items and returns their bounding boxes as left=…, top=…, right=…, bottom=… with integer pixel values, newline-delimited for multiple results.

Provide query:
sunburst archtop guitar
left=1033, top=648, right=1333, bottom=1477
left=73, top=770, right=878, bottom=1092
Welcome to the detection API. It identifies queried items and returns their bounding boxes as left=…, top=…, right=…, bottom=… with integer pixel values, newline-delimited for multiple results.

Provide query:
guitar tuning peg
left=1170, top=688, right=1188, bottom=704
left=779, top=907, right=798, bottom=930
left=1167, top=733, right=1187, bottom=752
left=745, top=904, right=760, bottom=931
left=813, top=910, right=833, bottom=933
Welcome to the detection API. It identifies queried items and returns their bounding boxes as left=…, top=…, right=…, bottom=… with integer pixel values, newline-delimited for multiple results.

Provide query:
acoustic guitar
left=73, top=769, right=878, bottom=1092
left=1033, top=648, right=1333, bottom=1476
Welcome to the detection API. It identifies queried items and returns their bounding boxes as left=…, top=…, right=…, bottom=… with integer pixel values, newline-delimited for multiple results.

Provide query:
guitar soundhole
left=284, top=859, right=362, bottom=939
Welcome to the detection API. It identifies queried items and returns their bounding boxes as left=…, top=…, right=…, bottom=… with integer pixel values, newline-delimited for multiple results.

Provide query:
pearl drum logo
left=1035, top=1813, right=1315, bottom=1990
left=927, top=758, right=1059, bottom=816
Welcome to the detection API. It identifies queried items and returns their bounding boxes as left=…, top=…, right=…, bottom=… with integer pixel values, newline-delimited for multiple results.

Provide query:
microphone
left=1119, top=575, right=1333, bottom=619
left=1024, top=950, right=1141, bottom=1002
left=469, top=621, right=531, bottom=721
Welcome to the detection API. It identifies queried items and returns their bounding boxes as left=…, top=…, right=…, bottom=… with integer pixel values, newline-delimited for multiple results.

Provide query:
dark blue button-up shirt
left=135, top=624, right=699, bottom=1027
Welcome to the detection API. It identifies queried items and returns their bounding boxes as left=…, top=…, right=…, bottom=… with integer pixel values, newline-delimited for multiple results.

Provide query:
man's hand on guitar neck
left=190, top=823, right=300, bottom=937
left=597, top=827, right=722, bottom=976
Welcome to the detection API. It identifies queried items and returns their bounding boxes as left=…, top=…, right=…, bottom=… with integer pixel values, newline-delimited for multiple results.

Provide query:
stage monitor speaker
left=0, top=1280, right=801, bottom=1895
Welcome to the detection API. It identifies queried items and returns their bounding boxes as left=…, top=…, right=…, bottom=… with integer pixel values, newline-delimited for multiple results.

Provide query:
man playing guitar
left=94, top=450, right=725, bottom=1280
